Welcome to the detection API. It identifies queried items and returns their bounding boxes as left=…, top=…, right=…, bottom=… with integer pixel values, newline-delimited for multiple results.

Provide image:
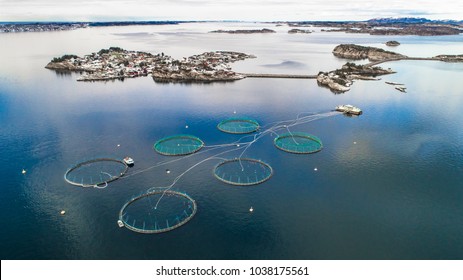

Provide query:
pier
left=364, top=57, right=441, bottom=67
left=242, top=73, right=317, bottom=79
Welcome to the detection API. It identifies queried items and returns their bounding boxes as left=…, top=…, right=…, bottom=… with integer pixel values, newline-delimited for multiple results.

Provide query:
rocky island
left=317, top=62, right=395, bottom=93
left=288, top=29, right=312, bottom=34
left=45, top=47, right=255, bottom=82
left=434, top=54, right=463, bottom=63
left=332, top=44, right=406, bottom=61
left=385, top=41, right=401, bottom=46
left=210, top=28, right=276, bottom=34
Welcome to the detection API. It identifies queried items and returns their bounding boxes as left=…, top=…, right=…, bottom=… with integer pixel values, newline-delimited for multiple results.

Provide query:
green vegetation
left=98, top=47, right=125, bottom=55
left=51, top=54, right=78, bottom=63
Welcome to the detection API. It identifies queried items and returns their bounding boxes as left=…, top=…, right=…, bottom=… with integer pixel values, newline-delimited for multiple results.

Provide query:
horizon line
left=1, top=17, right=462, bottom=24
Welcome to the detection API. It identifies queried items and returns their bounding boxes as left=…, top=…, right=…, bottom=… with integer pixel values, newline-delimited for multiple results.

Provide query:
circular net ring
left=217, top=117, right=260, bottom=134
left=213, top=158, right=273, bottom=186
left=118, top=189, right=197, bottom=234
left=274, top=132, right=323, bottom=154
left=153, top=134, right=204, bottom=156
left=64, top=158, right=128, bottom=188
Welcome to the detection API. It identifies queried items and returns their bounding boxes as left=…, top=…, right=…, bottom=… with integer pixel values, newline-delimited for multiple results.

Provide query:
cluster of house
left=0, top=23, right=88, bottom=33
left=46, top=48, right=255, bottom=82
left=71, top=49, right=170, bottom=81
left=152, top=51, right=255, bottom=82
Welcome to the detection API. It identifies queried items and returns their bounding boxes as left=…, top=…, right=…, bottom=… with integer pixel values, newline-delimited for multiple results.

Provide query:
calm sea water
left=1, top=22, right=463, bottom=260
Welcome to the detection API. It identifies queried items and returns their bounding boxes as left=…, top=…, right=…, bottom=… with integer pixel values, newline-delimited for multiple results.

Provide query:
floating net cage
left=153, top=134, right=204, bottom=156
left=119, top=189, right=197, bottom=234
left=64, top=158, right=128, bottom=188
left=217, top=117, right=260, bottom=134
left=274, top=132, right=323, bottom=154
left=213, top=158, right=273, bottom=186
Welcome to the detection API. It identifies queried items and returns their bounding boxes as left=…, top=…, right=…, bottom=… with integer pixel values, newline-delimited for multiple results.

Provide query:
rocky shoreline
left=45, top=48, right=255, bottom=82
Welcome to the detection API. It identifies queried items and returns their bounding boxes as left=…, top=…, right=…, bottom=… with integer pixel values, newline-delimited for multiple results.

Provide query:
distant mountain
left=367, top=17, right=432, bottom=24
left=366, top=17, right=462, bottom=25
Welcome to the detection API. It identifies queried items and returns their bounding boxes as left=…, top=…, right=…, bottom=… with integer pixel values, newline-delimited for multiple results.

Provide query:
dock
left=242, top=73, right=317, bottom=79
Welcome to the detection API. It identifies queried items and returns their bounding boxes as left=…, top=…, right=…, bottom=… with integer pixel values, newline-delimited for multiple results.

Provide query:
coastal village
left=45, top=48, right=256, bottom=82
left=46, top=43, right=462, bottom=92
left=0, top=23, right=88, bottom=33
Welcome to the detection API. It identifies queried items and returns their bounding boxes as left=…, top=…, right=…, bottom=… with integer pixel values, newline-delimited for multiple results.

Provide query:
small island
left=332, top=44, right=406, bottom=61
left=385, top=41, right=401, bottom=46
left=209, top=28, right=276, bottom=34
left=434, top=54, right=463, bottom=63
left=45, top=47, right=255, bottom=82
left=317, top=62, right=395, bottom=93
left=288, top=29, right=312, bottom=34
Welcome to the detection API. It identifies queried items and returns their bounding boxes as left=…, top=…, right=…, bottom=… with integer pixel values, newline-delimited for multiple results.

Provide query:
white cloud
left=0, top=0, right=462, bottom=21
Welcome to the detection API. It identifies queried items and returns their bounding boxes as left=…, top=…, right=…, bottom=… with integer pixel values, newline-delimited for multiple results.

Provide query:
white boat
left=395, top=86, right=406, bottom=93
left=123, top=157, right=134, bottom=165
left=117, top=220, right=124, bottom=227
left=335, top=105, right=362, bottom=115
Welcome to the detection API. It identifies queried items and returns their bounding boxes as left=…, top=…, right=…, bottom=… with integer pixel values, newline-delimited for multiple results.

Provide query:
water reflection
left=1, top=23, right=463, bottom=259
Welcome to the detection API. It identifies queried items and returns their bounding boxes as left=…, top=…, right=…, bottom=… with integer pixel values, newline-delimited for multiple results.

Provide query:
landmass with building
left=45, top=47, right=255, bottom=82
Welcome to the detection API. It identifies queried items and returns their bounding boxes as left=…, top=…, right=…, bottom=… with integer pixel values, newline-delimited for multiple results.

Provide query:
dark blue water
left=1, top=23, right=463, bottom=259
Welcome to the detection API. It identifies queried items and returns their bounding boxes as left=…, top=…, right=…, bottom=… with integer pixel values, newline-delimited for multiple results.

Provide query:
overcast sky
left=1, top=0, right=462, bottom=22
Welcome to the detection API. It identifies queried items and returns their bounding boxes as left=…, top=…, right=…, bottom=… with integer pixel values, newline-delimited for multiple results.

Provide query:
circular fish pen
left=217, top=117, right=260, bottom=134
left=64, top=158, right=128, bottom=188
left=153, top=134, right=204, bottom=156
left=119, top=189, right=197, bottom=234
left=274, top=132, right=323, bottom=154
left=213, top=158, right=273, bottom=186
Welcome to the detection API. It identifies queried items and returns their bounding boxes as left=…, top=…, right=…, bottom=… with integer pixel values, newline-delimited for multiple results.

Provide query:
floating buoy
left=249, top=207, right=254, bottom=212
left=21, top=169, right=26, bottom=174
left=60, top=210, right=66, bottom=215
left=314, top=167, right=318, bottom=171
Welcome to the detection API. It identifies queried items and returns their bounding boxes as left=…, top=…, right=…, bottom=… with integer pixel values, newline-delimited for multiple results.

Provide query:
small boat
left=335, top=105, right=362, bottom=115
left=117, top=220, right=124, bottom=227
left=123, top=157, right=134, bottom=166
left=385, top=81, right=405, bottom=86
left=395, top=86, right=406, bottom=93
